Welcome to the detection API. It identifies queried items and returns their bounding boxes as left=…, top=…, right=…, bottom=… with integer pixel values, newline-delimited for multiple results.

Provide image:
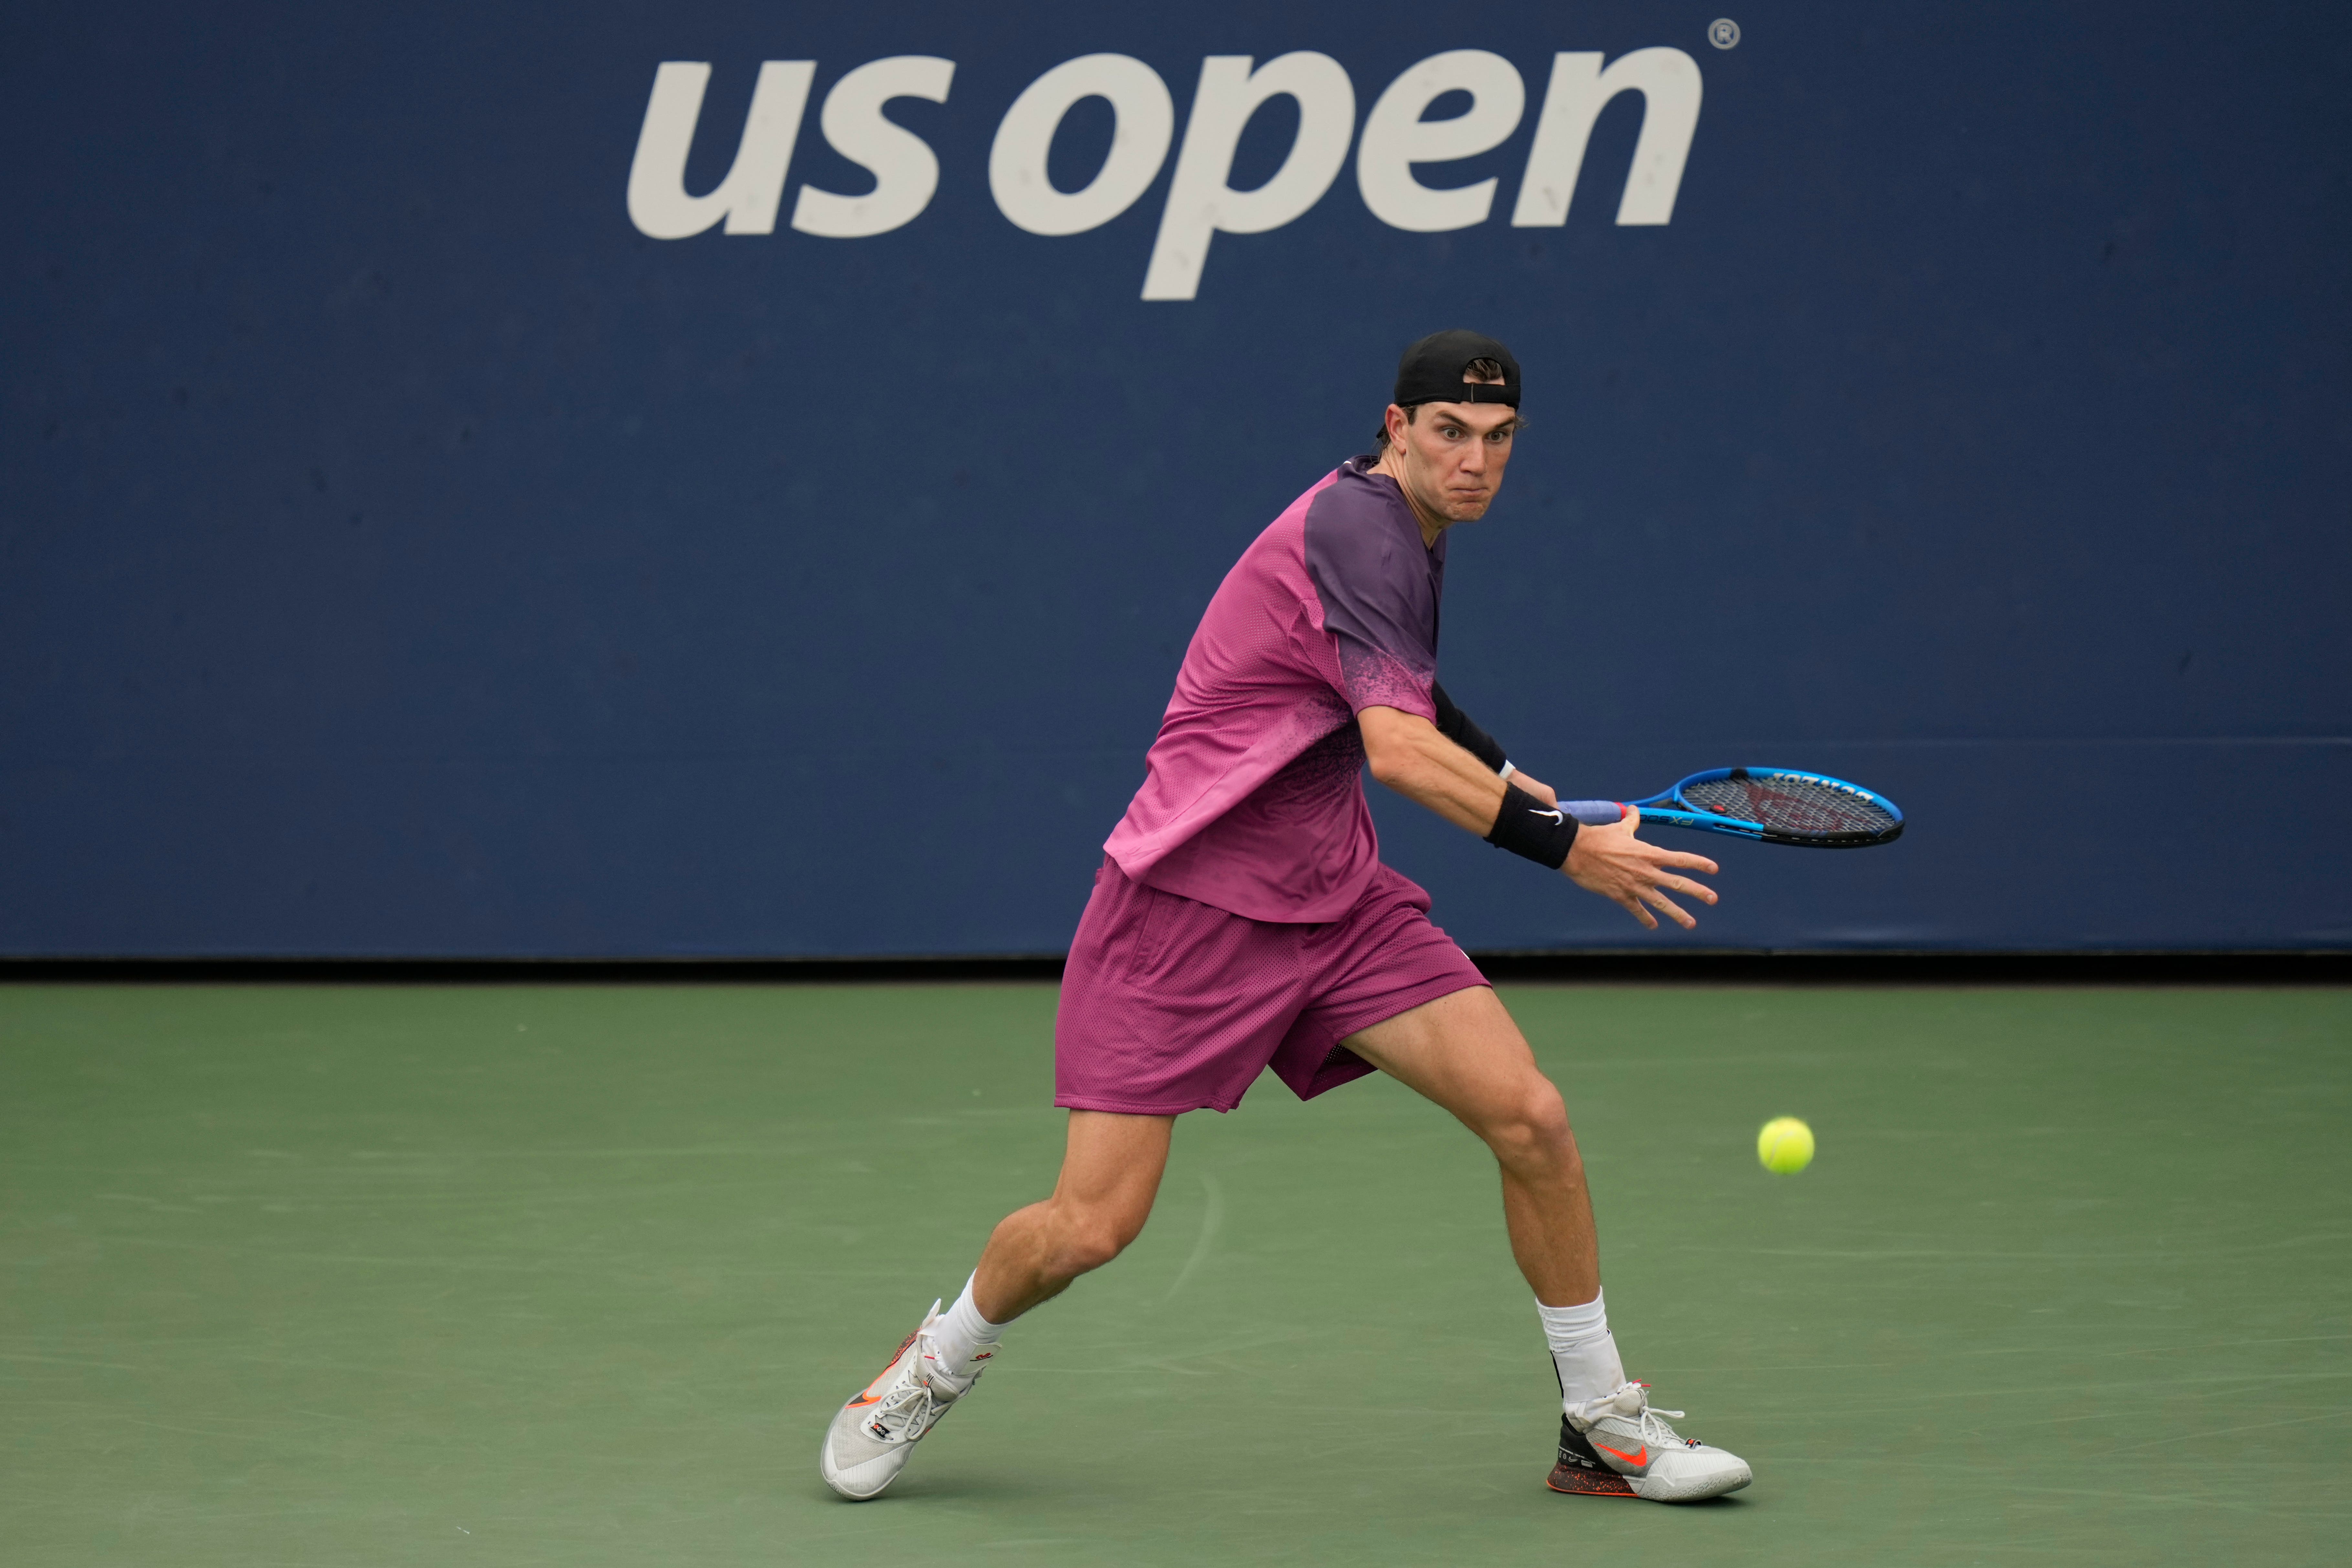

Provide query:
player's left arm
left=1430, top=683, right=1556, bottom=807
left=1361, top=703, right=1720, bottom=929
left=1359, top=704, right=1539, bottom=832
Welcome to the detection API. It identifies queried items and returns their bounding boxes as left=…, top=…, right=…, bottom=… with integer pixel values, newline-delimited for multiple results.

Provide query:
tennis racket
left=1559, top=767, right=1903, bottom=848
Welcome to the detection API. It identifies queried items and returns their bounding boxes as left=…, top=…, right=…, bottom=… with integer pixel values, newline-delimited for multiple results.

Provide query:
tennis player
left=821, top=331, right=1753, bottom=1504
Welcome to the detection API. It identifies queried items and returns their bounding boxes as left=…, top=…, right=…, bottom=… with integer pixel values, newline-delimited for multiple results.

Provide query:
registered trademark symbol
left=1708, top=18, right=1741, bottom=49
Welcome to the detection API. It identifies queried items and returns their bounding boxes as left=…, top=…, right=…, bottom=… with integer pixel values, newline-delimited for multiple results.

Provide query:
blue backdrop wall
left=4, top=1, right=2347, bottom=956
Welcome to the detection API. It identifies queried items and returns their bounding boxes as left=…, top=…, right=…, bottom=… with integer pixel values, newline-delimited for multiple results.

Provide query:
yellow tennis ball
left=1757, top=1116, right=1815, bottom=1174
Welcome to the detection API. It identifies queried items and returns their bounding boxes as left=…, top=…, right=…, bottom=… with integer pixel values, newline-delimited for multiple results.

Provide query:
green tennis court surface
left=5, top=982, right=2347, bottom=1565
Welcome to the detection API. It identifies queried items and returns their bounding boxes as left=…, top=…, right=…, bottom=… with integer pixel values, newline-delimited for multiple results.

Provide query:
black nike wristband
left=1433, top=682, right=1510, bottom=773
left=1485, top=783, right=1579, bottom=869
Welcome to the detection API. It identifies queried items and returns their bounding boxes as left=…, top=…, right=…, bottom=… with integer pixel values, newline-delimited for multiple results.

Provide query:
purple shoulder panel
left=1304, top=457, right=1444, bottom=721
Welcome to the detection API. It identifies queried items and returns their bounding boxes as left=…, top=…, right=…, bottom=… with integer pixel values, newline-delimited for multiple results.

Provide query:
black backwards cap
left=1393, top=328, right=1522, bottom=408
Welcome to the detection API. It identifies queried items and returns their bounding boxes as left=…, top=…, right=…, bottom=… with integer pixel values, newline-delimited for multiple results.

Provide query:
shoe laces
left=869, top=1349, right=948, bottom=1442
left=1579, top=1381, right=1692, bottom=1448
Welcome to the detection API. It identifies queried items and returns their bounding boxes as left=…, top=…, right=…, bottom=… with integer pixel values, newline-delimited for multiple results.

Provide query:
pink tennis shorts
left=1054, top=856, right=1490, bottom=1115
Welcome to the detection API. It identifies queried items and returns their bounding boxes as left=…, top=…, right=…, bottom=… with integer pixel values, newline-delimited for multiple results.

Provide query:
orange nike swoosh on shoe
left=1594, top=1441, right=1648, bottom=1467
left=846, top=1393, right=881, bottom=1408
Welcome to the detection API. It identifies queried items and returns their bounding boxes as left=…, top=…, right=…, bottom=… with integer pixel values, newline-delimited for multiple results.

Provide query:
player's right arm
left=1357, top=705, right=1720, bottom=930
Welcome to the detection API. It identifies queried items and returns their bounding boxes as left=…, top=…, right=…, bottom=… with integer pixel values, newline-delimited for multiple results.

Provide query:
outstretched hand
left=1562, top=805, right=1720, bottom=930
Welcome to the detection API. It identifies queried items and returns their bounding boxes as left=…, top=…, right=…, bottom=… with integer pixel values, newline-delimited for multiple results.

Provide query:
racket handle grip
left=1561, top=800, right=1626, bottom=826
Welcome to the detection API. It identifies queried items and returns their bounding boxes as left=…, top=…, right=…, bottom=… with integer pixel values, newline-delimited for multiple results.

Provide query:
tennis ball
left=1757, top=1116, right=1814, bottom=1174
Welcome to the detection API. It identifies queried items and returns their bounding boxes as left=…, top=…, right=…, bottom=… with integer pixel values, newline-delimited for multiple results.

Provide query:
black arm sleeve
left=1431, top=682, right=1510, bottom=773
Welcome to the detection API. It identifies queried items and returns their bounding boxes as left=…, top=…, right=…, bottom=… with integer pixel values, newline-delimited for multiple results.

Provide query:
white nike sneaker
left=1559, top=1381, right=1752, bottom=1502
left=819, top=1301, right=990, bottom=1500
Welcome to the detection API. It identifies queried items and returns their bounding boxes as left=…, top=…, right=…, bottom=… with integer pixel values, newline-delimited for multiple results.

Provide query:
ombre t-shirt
left=1103, top=455, right=1446, bottom=923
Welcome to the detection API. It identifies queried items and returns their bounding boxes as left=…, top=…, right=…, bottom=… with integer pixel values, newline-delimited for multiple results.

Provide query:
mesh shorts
left=1053, top=855, right=1489, bottom=1115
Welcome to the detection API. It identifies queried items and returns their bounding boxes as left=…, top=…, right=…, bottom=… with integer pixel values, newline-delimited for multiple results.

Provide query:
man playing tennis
left=821, top=330, right=1753, bottom=1504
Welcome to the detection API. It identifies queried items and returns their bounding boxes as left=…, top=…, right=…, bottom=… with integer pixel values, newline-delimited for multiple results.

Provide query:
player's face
left=1388, top=400, right=1519, bottom=523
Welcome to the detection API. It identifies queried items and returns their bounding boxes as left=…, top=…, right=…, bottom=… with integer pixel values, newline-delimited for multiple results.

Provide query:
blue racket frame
left=1561, top=767, right=1905, bottom=848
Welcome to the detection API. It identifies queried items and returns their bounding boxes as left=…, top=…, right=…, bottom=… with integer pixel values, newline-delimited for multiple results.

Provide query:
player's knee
left=1051, top=1205, right=1143, bottom=1277
left=1524, top=1080, right=1572, bottom=1146
left=1055, top=1229, right=1124, bottom=1277
left=1484, top=1078, right=1574, bottom=1169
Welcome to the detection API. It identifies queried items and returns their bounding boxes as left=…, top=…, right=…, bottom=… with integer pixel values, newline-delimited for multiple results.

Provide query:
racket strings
left=1680, top=775, right=1896, bottom=836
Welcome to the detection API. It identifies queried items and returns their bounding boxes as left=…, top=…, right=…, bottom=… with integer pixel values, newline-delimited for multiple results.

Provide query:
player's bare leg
left=1344, top=986, right=1752, bottom=1502
left=972, top=1110, right=1174, bottom=1320
left=1344, top=985, right=1597, bottom=1302
left=820, top=1111, right=1171, bottom=1499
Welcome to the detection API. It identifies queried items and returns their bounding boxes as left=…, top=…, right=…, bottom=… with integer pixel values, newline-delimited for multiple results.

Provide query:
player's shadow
left=806, top=1468, right=1061, bottom=1504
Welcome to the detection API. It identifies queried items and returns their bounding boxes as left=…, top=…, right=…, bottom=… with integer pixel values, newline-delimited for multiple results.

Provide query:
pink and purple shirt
left=1104, top=455, right=1446, bottom=923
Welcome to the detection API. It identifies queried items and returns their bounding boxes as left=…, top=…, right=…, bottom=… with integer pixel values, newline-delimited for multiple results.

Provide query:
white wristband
left=1499, top=761, right=1516, bottom=782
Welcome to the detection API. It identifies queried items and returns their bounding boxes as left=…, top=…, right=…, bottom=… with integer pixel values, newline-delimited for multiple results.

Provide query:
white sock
left=928, top=1274, right=1006, bottom=1379
left=1538, top=1288, right=1625, bottom=1409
